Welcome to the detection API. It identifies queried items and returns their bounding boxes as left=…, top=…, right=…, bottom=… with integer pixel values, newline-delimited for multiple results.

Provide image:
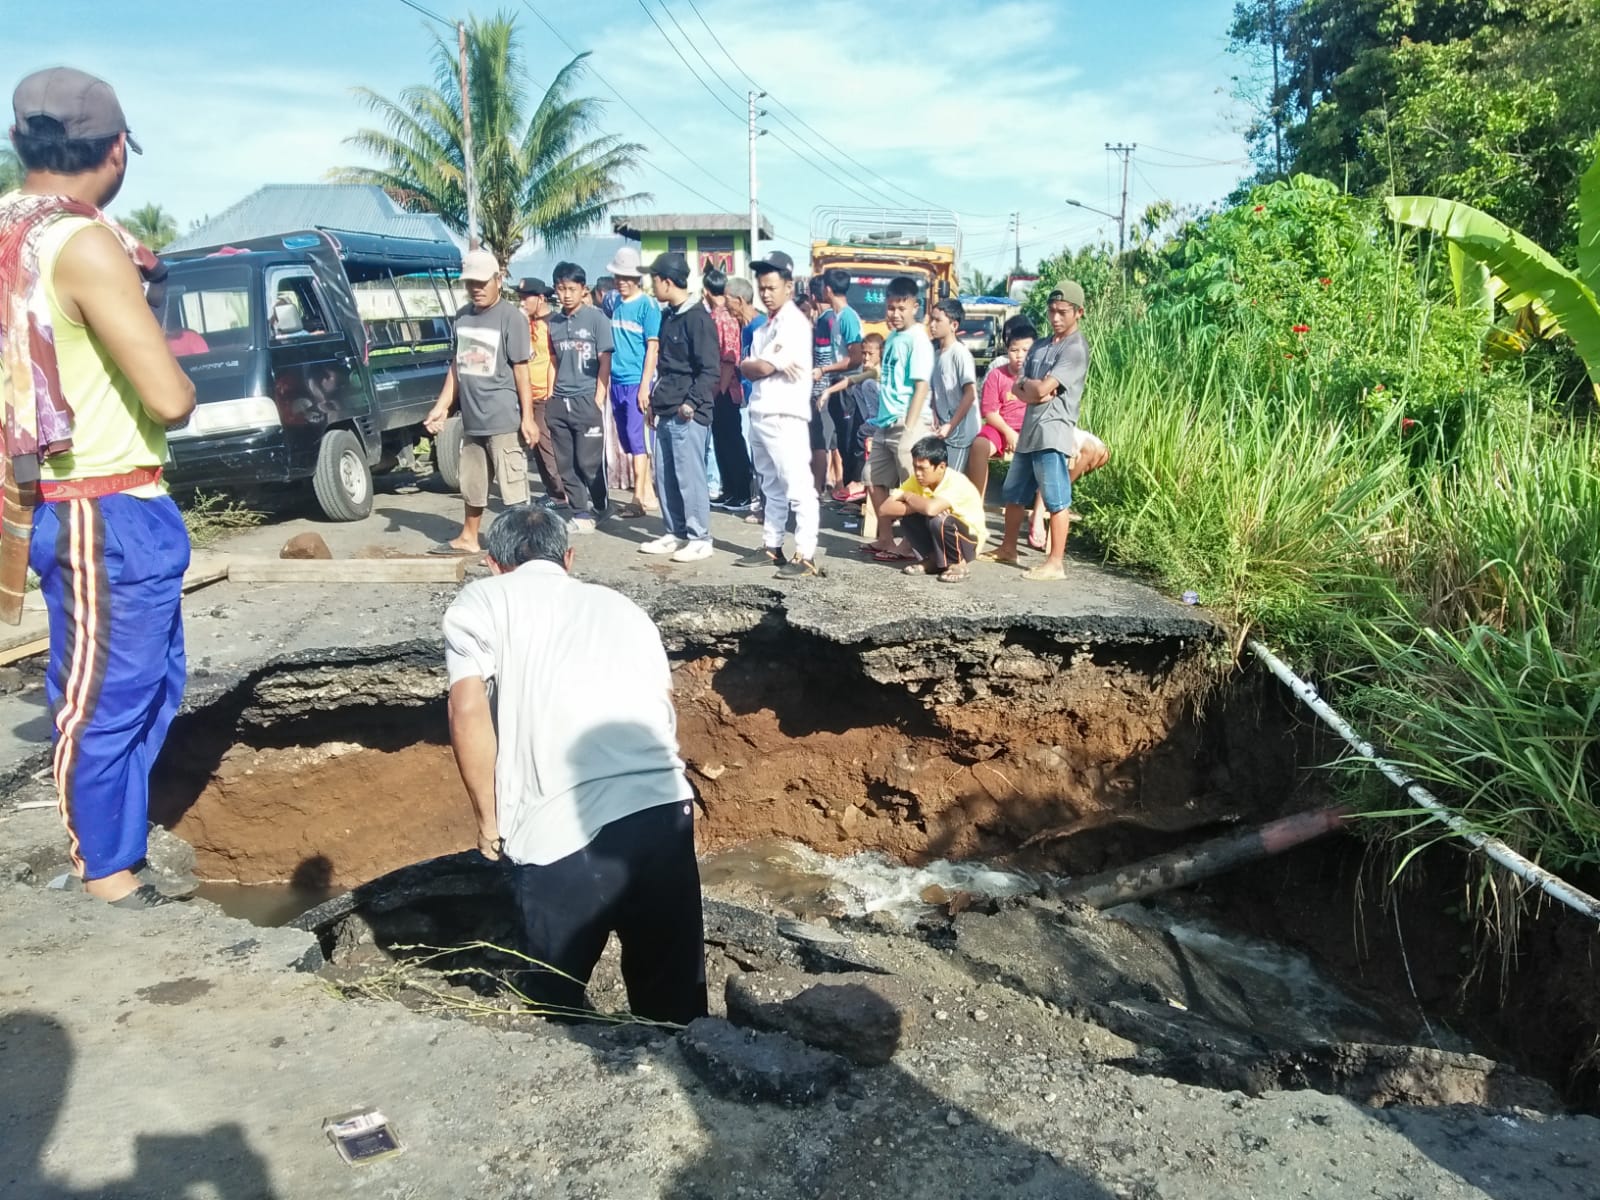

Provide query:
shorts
left=460, top=431, right=529, bottom=508
left=1001, top=448, right=1072, bottom=513
left=866, top=421, right=929, bottom=489
left=976, top=425, right=1010, bottom=456
left=808, top=389, right=835, bottom=451
left=610, top=382, right=648, bottom=455
left=943, top=440, right=971, bottom=473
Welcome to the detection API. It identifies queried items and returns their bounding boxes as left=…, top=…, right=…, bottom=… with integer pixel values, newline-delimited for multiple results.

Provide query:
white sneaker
left=639, top=533, right=683, bottom=555
left=670, top=539, right=714, bottom=563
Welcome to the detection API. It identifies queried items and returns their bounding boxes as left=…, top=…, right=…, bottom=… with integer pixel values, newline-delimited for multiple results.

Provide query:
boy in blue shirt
left=606, top=247, right=660, bottom=517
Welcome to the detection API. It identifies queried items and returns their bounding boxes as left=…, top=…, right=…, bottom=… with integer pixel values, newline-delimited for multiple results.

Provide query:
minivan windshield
left=160, top=264, right=255, bottom=359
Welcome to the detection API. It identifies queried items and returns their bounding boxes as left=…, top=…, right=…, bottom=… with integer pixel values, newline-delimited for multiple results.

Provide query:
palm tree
left=964, top=266, right=1006, bottom=296
left=334, top=11, right=647, bottom=267
left=122, top=202, right=178, bottom=251
left=0, top=146, right=22, bottom=193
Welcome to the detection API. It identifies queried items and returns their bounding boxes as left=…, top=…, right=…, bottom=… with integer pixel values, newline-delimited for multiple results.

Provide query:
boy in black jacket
left=639, top=252, right=720, bottom=563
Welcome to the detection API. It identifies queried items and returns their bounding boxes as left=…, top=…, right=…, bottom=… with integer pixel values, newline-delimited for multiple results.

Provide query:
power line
left=1139, top=143, right=1250, bottom=166
left=633, top=0, right=747, bottom=124
left=396, top=0, right=454, bottom=27
left=518, top=0, right=803, bottom=226
left=676, top=0, right=1010, bottom=220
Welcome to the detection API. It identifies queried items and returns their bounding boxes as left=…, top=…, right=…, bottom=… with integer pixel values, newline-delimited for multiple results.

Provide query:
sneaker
left=670, top=539, right=714, bottom=563
left=775, top=556, right=826, bottom=579
left=639, top=533, right=683, bottom=555
left=569, top=514, right=597, bottom=536
left=735, top=545, right=787, bottom=569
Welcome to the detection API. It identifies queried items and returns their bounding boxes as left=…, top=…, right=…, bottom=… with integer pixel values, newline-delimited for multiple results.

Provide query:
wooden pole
left=0, top=472, right=38, bottom=626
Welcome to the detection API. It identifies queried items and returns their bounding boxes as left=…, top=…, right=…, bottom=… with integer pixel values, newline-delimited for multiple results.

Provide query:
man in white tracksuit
left=736, top=251, right=824, bottom=578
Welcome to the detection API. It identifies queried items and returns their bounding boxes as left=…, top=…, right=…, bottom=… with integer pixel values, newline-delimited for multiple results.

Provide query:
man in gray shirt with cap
left=980, top=281, right=1088, bottom=581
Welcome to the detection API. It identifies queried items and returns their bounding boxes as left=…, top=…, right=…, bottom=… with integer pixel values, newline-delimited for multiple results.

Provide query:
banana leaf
left=1579, top=150, right=1600, bottom=298
left=1388, top=194, right=1600, bottom=386
left=1448, top=243, right=1493, bottom=319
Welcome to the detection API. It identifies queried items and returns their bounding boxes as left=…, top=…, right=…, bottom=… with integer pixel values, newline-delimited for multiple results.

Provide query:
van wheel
left=312, top=429, right=373, bottom=521
left=434, top=415, right=463, bottom=492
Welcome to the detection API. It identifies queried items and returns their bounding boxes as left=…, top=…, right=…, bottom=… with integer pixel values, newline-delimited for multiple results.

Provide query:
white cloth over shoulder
left=443, top=560, right=691, bottom=865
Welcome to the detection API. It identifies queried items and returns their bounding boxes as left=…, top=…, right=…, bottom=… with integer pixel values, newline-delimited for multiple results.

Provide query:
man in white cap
left=424, top=248, right=536, bottom=554
left=605, top=245, right=659, bottom=517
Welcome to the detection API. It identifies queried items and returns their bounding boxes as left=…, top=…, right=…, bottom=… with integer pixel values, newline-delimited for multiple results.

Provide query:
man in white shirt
left=737, top=251, right=825, bottom=578
left=442, top=506, right=707, bottom=1023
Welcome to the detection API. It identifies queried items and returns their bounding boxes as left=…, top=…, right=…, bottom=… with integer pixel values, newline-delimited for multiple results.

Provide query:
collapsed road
left=4, top=485, right=1600, bottom=1198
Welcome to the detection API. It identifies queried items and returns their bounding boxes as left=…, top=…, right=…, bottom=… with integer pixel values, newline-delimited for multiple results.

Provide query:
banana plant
left=1387, top=150, right=1600, bottom=398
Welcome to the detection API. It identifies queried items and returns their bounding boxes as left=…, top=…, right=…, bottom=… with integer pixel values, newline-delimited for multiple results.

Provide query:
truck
left=159, top=227, right=464, bottom=521
left=955, top=295, right=1021, bottom=366
left=809, top=207, right=961, bottom=338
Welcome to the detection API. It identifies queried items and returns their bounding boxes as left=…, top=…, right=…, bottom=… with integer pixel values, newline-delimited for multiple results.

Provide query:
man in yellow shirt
left=876, top=435, right=986, bottom=583
left=1, top=68, right=195, bottom=907
left=516, top=276, right=565, bottom=506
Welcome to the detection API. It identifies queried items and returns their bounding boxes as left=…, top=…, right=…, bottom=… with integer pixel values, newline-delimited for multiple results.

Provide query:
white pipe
left=1247, top=637, right=1600, bottom=924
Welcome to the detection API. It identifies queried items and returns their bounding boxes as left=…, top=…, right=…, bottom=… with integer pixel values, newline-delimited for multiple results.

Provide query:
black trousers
left=546, top=395, right=608, bottom=515
left=710, top=389, right=753, bottom=506
left=527, top=399, right=566, bottom=503
left=903, top=511, right=978, bottom=570
left=511, top=799, right=707, bottom=1025
left=838, top=402, right=867, bottom=485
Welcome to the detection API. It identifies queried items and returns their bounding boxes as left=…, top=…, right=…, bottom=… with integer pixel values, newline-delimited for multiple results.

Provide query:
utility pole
left=458, top=22, right=480, bottom=251
left=748, top=90, right=765, bottom=278
left=1012, top=211, right=1021, bottom=273
left=1267, top=0, right=1284, bottom=179
left=1106, top=143, right=1136, bottom=258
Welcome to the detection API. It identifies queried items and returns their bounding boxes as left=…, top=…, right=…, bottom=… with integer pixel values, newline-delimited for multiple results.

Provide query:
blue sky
left=9, top=0, right=1251, bottom=275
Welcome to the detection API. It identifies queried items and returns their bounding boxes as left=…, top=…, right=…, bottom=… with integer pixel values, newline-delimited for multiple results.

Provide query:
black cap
left=514, top=276, right=553, bottom=298
left=13, top=67, right=141, bottom=154
left=751, top=249, right=795, bottom=279
left=646, top=251, right=690, bottom=288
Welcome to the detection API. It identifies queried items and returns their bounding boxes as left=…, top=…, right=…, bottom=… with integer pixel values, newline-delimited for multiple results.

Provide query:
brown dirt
left=159, top=640, right=1309, bottom=890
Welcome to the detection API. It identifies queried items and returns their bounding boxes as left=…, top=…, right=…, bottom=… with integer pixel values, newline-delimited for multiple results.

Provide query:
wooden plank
left=225, top=556, right=469, bottom=584
left=0, top=636, right=49, bottom=667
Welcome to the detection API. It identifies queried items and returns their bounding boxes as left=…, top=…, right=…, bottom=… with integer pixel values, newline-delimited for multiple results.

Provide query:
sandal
left=873, top=549, right=916, bottom=562
left=427, top=542, right=478, bottom=557
left=617, top=501, right=657, bottom=519
left=902, top=561, right=936, bottom=575
left=1022, top=563, right=1067, bottom=582
left=109, top=884, right=179, bottom=910
left=939, top=564, right=971, bottom=583
left=977, top=549, right=1020, bottom=565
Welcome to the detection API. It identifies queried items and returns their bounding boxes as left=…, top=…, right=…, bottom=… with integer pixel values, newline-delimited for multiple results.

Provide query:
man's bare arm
left=903, top=379, right=931, bottom=429
left=56, top=225, right=194, bottom=425
left=447, top=677, right=501, bottom=860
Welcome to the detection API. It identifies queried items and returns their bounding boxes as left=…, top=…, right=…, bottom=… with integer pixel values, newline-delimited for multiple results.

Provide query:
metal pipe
left=1247, top=637, right=1600, bottom=923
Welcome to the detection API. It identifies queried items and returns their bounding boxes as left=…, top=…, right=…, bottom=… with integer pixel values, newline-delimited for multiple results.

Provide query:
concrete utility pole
left=458, top=22, right=480, bottom=251
left=1012, top=211, right=1021, bottom=273
left=748, top=90, right=765, bottom=277
left=1106, top=142, right=1136, bottom=257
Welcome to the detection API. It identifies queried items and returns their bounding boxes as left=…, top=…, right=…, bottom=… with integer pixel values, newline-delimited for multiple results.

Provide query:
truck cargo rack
left=811, top=207, right=962, bottom=263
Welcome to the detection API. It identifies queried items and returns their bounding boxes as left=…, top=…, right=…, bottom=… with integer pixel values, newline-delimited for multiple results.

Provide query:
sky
left=7, top=0, right=1252, bottom=277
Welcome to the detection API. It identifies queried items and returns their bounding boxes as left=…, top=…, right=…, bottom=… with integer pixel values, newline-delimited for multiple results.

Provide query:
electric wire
left=396, top=0, right=454, bottom=27
left=1139, top=143, right=1250, bottom=166
left=519, top=0, right=804, bottom=227
left=676, top=0, right=1013, bottom=221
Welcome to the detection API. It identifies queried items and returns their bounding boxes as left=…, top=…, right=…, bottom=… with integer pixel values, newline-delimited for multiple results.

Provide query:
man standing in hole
left=545, top=261, right=613, bottom=533
left=443, top=506, right=707, bottom=1024
left=424, top=248, right=536, bottom=555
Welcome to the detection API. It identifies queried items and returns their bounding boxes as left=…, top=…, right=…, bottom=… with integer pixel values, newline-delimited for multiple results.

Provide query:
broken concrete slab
left=725, top=969, right=914, bottom=1065
left=676, top=1017, right=850, bottom=1106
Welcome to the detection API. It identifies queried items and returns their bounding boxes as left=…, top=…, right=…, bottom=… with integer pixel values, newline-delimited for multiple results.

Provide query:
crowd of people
left=425, top=239, right=1109, bottom=584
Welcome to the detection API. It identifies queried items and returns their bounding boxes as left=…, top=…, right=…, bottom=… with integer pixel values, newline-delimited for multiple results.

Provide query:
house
left=610, top=212, right=774, bottom=282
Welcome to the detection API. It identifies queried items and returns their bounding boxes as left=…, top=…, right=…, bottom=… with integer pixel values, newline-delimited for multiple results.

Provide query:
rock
left=725, top=971, right=912, bottom=1066
left=920, top=884, right=951, bottom=905
left=280, top=532, right=332, bottom=560
left=946, top=1109, right=964, bottom=1127
left=676, top=1017, right=849, bottom=1106
left=142, top=823, right=199, bottom=895
left=693, top=762, right=726, bottom=781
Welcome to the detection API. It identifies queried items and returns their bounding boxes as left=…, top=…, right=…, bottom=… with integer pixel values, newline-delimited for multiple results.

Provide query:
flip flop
left=977, top=549, right=1020, bottom=565
left=939, top=565, right=971, bottom=583
left=109, top=884, right=179, bottom=910
left=902, top=561, right=936, bottom=575
left=874, top=549, right=916, bottom=562
left=1022, top=564, right=1067, bottom=582
left=856, top=543, right=889, bottom=556
left=427, top=543, right=478, bottom=557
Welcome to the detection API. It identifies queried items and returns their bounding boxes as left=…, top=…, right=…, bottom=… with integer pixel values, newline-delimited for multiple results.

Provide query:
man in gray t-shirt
left=927, top=299, right=980, bottom=473
left=982, top=281, right=1090, bottom=582
left=424, top=249, right=535, bottom=554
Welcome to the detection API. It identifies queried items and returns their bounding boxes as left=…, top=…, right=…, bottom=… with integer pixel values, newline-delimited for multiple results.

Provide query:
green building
left=611, top=212, right=774, bottom=283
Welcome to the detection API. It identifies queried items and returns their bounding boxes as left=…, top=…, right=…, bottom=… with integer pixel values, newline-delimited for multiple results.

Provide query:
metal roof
left=165, top=184, right=459, bottom=254
left=612, top=212, right=774, bottom=240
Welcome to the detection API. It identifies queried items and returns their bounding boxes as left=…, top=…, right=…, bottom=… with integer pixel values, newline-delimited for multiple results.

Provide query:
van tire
left=434, top=415, right=463, bottom=493
left=312, top=428, right=373, bottom=522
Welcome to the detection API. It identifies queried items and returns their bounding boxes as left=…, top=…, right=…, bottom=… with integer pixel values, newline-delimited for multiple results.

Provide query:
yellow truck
left=809, top=208, right=961, bottom=338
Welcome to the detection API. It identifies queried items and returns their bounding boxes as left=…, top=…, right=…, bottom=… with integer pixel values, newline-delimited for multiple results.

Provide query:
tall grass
left=1074, top=287, right=1600, bottom=876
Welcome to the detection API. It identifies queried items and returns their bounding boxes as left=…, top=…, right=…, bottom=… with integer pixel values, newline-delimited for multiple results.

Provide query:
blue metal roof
left=165, top=184, right=460, bottom=254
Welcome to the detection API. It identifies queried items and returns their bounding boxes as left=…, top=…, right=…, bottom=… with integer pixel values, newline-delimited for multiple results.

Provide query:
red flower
left=1252, top=205, right=1265, bottom=213
left=1401, top=418, right=1417, bottom=431
left=1373, top=383, right=1385, bottom=392
left=1292, top=323, right=1310, bottom=334
left=1318, top=277, right=1331, bottom=287
left=1284, top=352, right=1295, bottom=359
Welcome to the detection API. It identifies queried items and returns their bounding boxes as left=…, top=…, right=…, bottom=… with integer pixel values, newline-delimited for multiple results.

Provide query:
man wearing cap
left=1, top=68, right=196, bottom=908
left=516, top=276, right=565, bottom=507
left=638, top=252, right=718, bottom=563
left=424, top=249, right=536, bottom=554
left=738, top=251, right=824, bottom=578
left=980, top=280, right=1089, bottom=581
left=605, top=246, right=659, bottom=518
